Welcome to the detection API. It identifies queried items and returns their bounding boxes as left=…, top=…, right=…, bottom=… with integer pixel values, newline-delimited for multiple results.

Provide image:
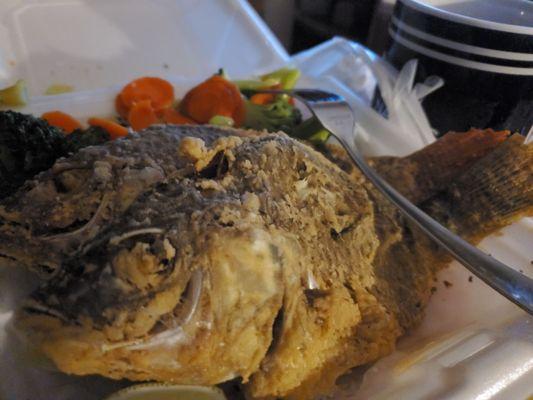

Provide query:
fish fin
left=371, top=128, right=510, bottom=204
left=424, top=134, right=533, bottom=241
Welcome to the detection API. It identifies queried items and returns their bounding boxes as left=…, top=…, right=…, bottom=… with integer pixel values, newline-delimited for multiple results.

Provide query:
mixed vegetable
left=112, top=68, right=304, bottom=134
left=0, top=67, right=326, bottom=140
left=36, top=68, right=309, bottom=137
left=0, top=67, right=329, bottom=198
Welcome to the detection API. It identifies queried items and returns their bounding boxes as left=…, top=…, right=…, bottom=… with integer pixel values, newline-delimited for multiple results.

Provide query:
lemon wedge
left=104, top=384, right=227, bottom=400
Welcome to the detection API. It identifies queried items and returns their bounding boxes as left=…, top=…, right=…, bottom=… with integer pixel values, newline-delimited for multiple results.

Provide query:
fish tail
left=372, top=128, right=510, bottom=204
left=424, top=134, right=533, bottom=241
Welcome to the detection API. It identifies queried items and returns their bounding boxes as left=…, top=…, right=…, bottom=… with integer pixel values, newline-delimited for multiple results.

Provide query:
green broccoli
left=0, top=110, right=68, bottom=197
left=0, top=111, right=112, bottom=199
left=243, top=95, right=302, bottom=134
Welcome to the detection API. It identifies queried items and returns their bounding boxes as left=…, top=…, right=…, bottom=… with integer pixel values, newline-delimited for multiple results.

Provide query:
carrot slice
left=180, top=75, right=245, bottom=126
left=127, top=100, right=159, bottom=131
left=88, top=117, right=129, bottom=140
left=41, top=111, right=82, bottom=134
left=162, top=108, right=196, bottom=125
left=119, top=77, right=174, bottom=112
left=250, top=93, right=276, bottom=105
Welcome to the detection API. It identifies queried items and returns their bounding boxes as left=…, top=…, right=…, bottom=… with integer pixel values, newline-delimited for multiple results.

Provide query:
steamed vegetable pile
left=114, top=68, right=304, bottom=134
left=33, top=68, right=310, bottom=136
left=0, top=67, right=329, bottom=198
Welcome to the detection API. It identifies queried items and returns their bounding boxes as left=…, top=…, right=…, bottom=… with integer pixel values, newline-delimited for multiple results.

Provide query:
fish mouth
left=15, top=219, right=287, bottom=382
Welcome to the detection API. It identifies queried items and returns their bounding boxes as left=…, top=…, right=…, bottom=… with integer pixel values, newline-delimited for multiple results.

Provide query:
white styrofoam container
left=0, top=0, right=289, bottom=94
left=0, top=2, right=531, bottom=399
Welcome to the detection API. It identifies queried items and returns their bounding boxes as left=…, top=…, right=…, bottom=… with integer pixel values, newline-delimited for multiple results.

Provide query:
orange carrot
left=41, top=111, right=82, bottom=134
left=162, top=107, right=196, bottom=125
left=250, top=93, right=295, bottom=106
left=88, top=117, right=129, bottom=140
left=180, top=74, right=245, bottom=126
left=118, top=77, right=174, bottom=112
left=127, top=100, right=159, bottom=131
left=250, top=93, right=276, bottom=105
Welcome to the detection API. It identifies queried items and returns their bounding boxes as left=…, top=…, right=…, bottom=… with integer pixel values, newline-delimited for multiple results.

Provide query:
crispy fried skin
left=4, top=126, right=531, bottom=399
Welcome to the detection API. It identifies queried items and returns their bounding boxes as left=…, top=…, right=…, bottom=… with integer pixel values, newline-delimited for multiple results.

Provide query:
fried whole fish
left=2, top=125, right=531, bottom=399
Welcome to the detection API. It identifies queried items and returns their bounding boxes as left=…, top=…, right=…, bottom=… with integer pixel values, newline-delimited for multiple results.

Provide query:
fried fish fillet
left=2, top=126, right=531, bottom=399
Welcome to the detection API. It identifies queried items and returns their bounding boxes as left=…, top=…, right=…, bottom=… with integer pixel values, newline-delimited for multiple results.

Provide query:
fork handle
left=336, top=135, right=533, bottom=315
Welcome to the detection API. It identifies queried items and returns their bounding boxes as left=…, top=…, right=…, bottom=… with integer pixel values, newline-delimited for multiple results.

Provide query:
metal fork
left=257, top=88, right=533, bottom=315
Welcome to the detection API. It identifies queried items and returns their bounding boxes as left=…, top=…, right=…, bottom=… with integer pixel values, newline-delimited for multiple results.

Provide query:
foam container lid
left=0, top=1, right=531, bottom=399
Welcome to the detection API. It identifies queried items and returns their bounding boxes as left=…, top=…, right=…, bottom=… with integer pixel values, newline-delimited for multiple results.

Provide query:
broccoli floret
left=66, top=126, right=110, bottom=153
left=0, top=111, right=68, bottom=197
left=0, top=112, right=113, bottom=199
left=243, top=95, right=302, bottom=134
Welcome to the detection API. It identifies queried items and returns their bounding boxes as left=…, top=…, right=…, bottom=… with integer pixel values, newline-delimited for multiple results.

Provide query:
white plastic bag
left=293, top=37, right=443, bottom=156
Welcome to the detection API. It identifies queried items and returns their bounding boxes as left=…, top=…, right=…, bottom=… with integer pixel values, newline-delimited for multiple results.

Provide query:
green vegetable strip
left=0, top=80, right=28, bottom=107
left=233, top=78, right=280, bottom=91
left=234, top=67, right=301, bottom=91
left=260, top=67, right=301, bottom=90
left=209, top=115, right=235, bottom=127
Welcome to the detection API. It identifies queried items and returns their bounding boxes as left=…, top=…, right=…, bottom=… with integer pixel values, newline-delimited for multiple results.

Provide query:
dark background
left=249, top=0, right=395, bottom=55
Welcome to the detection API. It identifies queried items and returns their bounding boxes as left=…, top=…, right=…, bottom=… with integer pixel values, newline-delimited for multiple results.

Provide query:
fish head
left=15, top=183, right=288, bottom=384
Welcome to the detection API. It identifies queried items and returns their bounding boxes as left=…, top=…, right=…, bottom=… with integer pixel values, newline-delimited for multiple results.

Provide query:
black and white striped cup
left=384, top=0, right=533, bottom=136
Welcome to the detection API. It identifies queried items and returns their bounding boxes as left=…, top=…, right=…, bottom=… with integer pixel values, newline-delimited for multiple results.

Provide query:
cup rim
left=399, top=0, right=533, bottom=35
